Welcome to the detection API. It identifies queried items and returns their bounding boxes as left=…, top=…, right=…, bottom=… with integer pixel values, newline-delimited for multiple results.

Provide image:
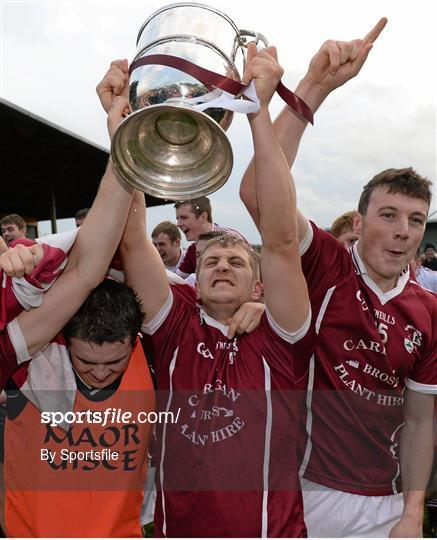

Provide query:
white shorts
left=300, top=477, right=404, bottom=537
left=140, top=466, right=157, bottom=526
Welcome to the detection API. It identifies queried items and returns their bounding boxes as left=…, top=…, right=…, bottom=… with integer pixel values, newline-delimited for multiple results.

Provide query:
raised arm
left=15, top=98, right=134, bottom=356
left=389, top=389, right=435, bottom=537
left=240, top=18, right=387, bottom=242
left=0, top=237, right=7, bottom=255
left=245, top=44, right=309, bottom=333
left=120, top=191, right=170, bottom=326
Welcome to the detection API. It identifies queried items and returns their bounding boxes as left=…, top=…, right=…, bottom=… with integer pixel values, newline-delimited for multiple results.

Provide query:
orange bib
left=5, top=339, right=155, bottom=537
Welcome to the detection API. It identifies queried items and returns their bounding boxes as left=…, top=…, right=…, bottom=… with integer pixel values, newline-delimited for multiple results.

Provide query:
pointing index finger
left=363, top=17, right=388, bottom=45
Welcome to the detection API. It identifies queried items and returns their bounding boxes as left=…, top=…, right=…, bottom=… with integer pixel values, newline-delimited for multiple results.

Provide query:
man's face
left=196, top=244, right=261, bottom=309
left=425, top=247, right=436, bottom=261
left=195, top=239, right=209, bottom=261
left=1, top=223, right=25, bottom=245
left=152, top=232, right=180, bottom=267
left=68, top=336, right=132, bottom=389
left=358, top=187, right=428, bottom=288
left=176, top=204, right=205, bottom=241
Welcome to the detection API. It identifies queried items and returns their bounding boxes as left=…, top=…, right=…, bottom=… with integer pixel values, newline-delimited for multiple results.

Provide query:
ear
left=195, top=280, right=201, bottom=302
left=250, top=280, right=263, bottom=302
left=199, top=211, right=208, bottom=223
left=354, top=213, right=362, bottom=235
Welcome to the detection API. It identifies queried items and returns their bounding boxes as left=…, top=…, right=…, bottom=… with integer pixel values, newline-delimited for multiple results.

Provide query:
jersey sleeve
left=255, top=309, right=315, bottom=383
left=405, top=302, right=437, bottom=394
left=178, top=244, right=196, bottom=275
left=300, top=220, right=353, bottom=301
left=141, top=283, right=197, bottom=368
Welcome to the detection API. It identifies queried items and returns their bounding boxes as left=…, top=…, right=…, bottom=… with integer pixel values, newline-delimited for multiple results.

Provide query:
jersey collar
left=199, top=307, right=229, bottom=337
left=351, top=241, right=410, bottom=305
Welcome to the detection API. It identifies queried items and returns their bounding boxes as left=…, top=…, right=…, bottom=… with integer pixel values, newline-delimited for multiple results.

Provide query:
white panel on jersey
left=405, top=378, right=437, bottom=394
left=265, top=307, right=311, bottom=344
left=299, top=220, right=313, bottom=256
left=160, top=347, right=178, bottom=537
left=299, top=354, right=315, bottom=477
left=300, top=285, right=336, bottom=476
left=142, top=290, right=174, bottom=335
left=36, top=228, right=78, bottom=249
left=261, top=357, right=272, bottom=538
left=7, top=318, right=31, bottom=364
left=315, top=286, right=336, bottom=334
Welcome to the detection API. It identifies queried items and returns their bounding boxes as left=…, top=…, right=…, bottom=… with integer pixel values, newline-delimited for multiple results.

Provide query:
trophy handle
left=235, top=30, right=269, bottom=68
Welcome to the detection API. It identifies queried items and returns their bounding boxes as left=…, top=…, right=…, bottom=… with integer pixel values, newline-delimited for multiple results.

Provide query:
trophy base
left=111, top=103, right=233, bottom=200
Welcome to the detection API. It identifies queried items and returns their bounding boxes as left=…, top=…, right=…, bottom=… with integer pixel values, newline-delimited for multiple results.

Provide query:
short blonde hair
left=196, top=235, right=260, bottom=281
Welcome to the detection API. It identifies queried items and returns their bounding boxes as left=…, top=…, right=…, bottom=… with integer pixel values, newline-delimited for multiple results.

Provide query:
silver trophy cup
left=111, top=2, right=267, bottom=200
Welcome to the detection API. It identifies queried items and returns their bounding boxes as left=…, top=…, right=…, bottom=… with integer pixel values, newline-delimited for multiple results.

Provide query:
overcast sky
left=1, top=0, right=435, bottom=243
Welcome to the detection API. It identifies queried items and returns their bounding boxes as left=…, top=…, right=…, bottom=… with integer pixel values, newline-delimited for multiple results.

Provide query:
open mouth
left=212, top=279, right=234, bottom=287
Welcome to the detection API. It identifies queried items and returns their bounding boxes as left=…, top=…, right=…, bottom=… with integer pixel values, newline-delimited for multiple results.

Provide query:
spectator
left=0, top=214, right=26, bottom=246
left=151, top=221, right=186, bottom=273
left=195, top=230, right=226, bottom=261
left=330, top=210, right=360, bottom=248
left=174, top=197, right=245, bottom=276
left=184, top=231, right=226, bottom=287
left=74, top=208, right=90, bottom=227
left=423, top=242, right=437, bottom=270
left=412, top=248, right=437, bottom=292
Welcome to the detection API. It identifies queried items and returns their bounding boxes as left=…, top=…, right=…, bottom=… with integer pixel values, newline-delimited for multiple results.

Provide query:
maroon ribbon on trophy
left=129, top=54, right=314, bottom=125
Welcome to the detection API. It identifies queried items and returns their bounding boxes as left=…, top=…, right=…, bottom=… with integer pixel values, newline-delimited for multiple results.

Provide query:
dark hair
left=424, top=242, right=436, bottom=252
left=151, top=221, right=181, bottom=243
left=358, top=168, right=432, bottom=216
left=75, top=208, right=90, bottom=220
left=174, top=197, right=212, bottom=222
left=0, top=213, right=26, bottom=232
left=63, top=280, right=144, bottom=345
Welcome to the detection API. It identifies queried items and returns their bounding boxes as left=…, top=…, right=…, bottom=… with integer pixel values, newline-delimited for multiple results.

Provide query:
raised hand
left=305, top=17, right=387, bottom=95
left=243, top=43, right=284, bottom=108
left=0, top=243, right=44, bottom=278
left=96, top=59, right=129, bottom=113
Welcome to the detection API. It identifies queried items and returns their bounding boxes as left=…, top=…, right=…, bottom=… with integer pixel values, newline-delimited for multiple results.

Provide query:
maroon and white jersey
left=0, top=231, right=77, bottom=390
left=177, top=223, right=247, bottom=276
left=0, top=326, right=21, bottom=389
left=143, top=284, right=314, bottom=537
left=299, top=222, right=437, bottom=496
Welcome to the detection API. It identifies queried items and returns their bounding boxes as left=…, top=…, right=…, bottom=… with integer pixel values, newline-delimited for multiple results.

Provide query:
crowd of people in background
left=5, top=205, right=436, bottom=292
